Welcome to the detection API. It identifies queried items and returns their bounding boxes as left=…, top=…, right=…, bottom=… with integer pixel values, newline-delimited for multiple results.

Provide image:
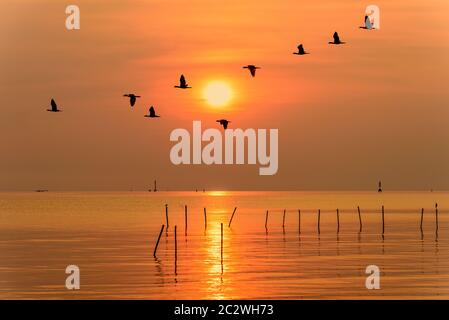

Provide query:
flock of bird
left=46, top=31, right=348, bottom=129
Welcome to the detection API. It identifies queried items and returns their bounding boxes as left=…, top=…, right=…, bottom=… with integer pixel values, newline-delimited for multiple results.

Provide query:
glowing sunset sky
left=0, top=0, right=448, bottom=191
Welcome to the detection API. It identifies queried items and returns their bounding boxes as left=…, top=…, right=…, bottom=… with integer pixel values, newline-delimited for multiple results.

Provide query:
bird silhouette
left=123, top=94, right=141, bottom=107
left=329, top=32, right=345, bottom=45
left=174, top=74, right=191, bottom=89
left=216, top=119, right=231, bottom=129
left=46, top=99, right=61, bottom=112
left=243, top=65, right=260, bottom=77
left=359, top=15, right=373, bottom=30
left=293, top=44, right=308, bottom=55
left=144, top=106, right=160, bottom=118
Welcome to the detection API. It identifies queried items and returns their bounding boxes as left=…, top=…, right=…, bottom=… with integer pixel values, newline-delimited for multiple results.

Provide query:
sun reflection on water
left=207, top=191, right=229, bottom=197
left=202, top=221, right=227, bottom=299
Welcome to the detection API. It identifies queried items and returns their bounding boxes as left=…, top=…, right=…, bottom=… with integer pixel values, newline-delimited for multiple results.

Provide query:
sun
left=202, top=81, right=233, bottom=107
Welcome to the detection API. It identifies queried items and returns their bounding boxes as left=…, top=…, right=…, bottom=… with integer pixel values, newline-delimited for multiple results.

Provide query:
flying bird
left=144, top=106, right=160, bottom=118
left=329, top=32, right=345, bottom=45
left=174, top=74, right=191, bottom=89
left=123, top=94, right=141, bottom=107
left=293, top=44, right=308, bottom=55
left=46, top=98, right=61, bottom=112
left=243, top=65, right=260, bottom=77
left=216, top=119, right=231, bottom=130
left=360, top=15, right=374, bottom=30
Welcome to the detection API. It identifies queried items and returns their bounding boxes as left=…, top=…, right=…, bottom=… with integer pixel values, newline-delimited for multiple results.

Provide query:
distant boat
left=35, top=189, right=49, bottom=193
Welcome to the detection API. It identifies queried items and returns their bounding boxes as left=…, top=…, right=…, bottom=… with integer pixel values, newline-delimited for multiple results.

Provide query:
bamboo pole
left=357, top=206, right=362, bottom=233
left=318, top=209, right=321, bottom=234
left=185, top=205, right=188, bottom=236
left=435, top=203, right=439, bottom=233
left=282, top=209, right=286, bottom=228
left=420, top=208, right=424, bottom=233
left=336, top=208, right=340, bottom=234
left=174, top=225, right=178, bottom=275
left=228, top=207, right=237, bottom=228
left=165, top=204, right=169, bottom=229
left=204, top=207, right=207, bottom=230
left=153, top=224, right=165, bottom=258
left=221, top=223, right=223, bottom=265
left=265, top=210, right=269, bottom=230
left=298, top=209, right=301, bottom=234
left=382, top=205, right=385, bottom=235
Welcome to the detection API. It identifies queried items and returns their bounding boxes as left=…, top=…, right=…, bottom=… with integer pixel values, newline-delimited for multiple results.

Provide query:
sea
left=0, top=191, right=448, bottom=299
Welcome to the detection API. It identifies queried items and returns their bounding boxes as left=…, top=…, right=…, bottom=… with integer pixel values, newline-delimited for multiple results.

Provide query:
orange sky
left=0, top=0, right=448, bottom=191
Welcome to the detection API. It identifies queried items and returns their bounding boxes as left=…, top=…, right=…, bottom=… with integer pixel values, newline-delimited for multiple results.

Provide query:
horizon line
left=0, top=189, right=447, bottom=193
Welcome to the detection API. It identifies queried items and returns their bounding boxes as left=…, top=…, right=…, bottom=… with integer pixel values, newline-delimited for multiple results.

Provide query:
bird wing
left=149, top=106, right=156, bottom=117
left=180, top=75, right=186, bottom=87
left=223, top=121, right=228, bottom=129
left=51, top=99, right=57, bottom=111
left=250, top=68, right=256, bottom=77
left=130, top=96, right=136, bottom=106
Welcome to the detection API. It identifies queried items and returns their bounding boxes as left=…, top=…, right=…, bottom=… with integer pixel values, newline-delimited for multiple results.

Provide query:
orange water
left=0, top=191, right=448, bottom=299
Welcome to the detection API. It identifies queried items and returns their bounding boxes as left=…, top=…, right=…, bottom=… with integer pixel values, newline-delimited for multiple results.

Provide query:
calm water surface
left=0, top=191, right=448, bottom=299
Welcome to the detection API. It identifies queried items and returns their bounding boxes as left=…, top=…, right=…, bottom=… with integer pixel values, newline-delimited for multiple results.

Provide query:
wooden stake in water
left=282, top=209, right=286, bottom=228
left=228, top=207, right=237, bottom=228
left=174, top=225, right=178, bottom=275
left=221, top=223, right=224, bottom=267
left=317, top=209, right=321, bottom=234
left=204, top=207, right=207, bottom=230
left=357, top=206, right=362, bottom=233
left=420, top=208, right=424, bottom=233
left=265, top=210, right=269, bottom=230
left=298, top=209, right=301, bottom=234
left=153, top=224, right=165, bottom=258
left=435, top=203, right=439, bottom=233
left=165, top=204, right=169, bottom=229
left=185, top=205, right=188, bottom=236
left=336, top=209, right=340, bottom=234
left=382, top=205, right=385, bottom=235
